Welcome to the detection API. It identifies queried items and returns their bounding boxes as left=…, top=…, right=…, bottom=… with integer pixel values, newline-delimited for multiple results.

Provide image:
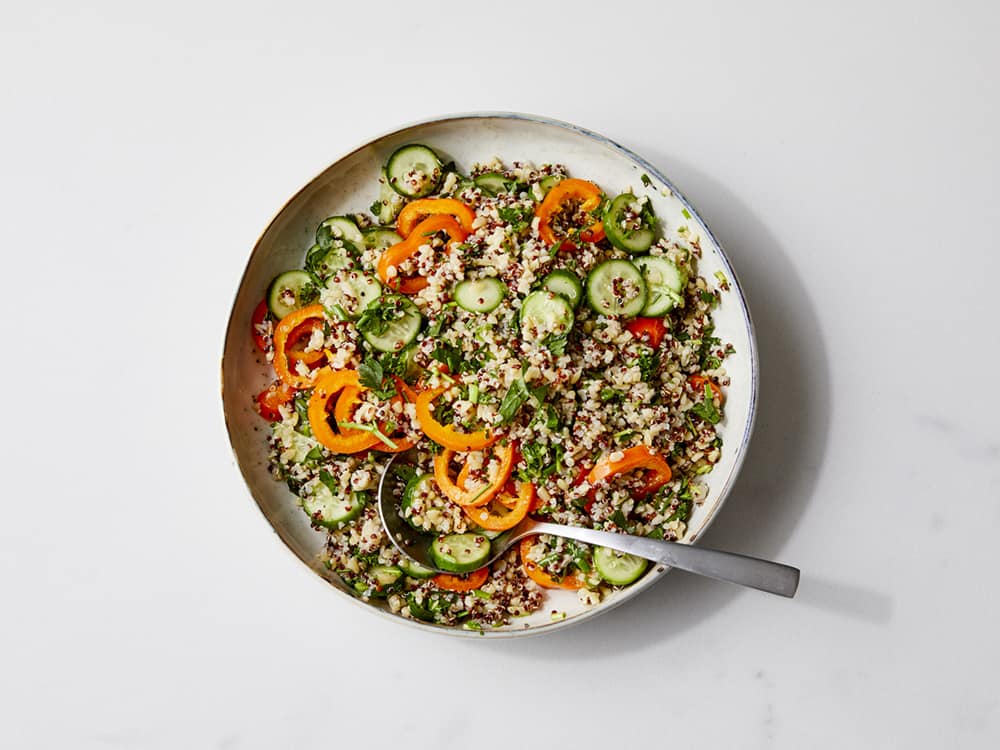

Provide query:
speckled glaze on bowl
left=221, top=113, right=758, bottom=638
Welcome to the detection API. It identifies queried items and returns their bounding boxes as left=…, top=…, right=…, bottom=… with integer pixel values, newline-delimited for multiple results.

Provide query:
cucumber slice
left=593, top=546, right=648, bottom=585
left=317, top=215, right=364, bottom=250
left=386, top=144, right=443, bottom=198
left=454, top=277, right=506, bottom=313
left=305, top=243, right=354, bottom=281
left=320, top=270, right=382, bottom=320
left=540, top=270, right=583, bottom=309
left=473, top=172, right=511, bottom=196
left=585, top=259, right=647, bottom=318
left=377, top=168, right=405, bottom=223
left=470, top=527, right=504, bottom=541
left=362, top=227, right=403, bottom=252
left=398, top=557, right=437, bottom=580
left=519, top=290, right=575, bottom=343
left=400, top=473, right=436, bottom=531
left=633, top=256, right=687, bottom=316
left=267, top=270, right=318, bottom=319
left=537, top=174, right=564, bottom=198
left=369, top=565, right=404, bottom=594
left=603, top=193, right=656, bottom=253
left=360, top=295, right=422, bottom=353
left=429, top=533, right=491, bottom=574
left=301, top=487, right=366, bottom=529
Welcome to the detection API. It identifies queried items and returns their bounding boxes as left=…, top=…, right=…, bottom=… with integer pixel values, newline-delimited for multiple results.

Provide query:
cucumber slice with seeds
left=429, top=533, right=491, bottom=574
left=267, top=270, right=318, bottom=319
left=537, top=174, right=564, bottom=198
left=362, top=227, right=403, bottom=252
left=376, top=168, right=405, bottom=223
left=317, top=215, right=364, bottom=249
left=519, top=290, right=575, bottom=343
left=400, top=473, right=436, bottom=531
left=398, top=557, right=436, bottom=580
left=634, top=256, right=686, bottom=317
left=585, top=259, right=647, bottom=318
left=369, top=565, right=404, bottom=594
left=454, top=277, right=506, bottom=313
left=305, top=244, right=354, bottom=281
left=360, top=296, right=422, bottom=353
left=593, top=546, right=648, bottom=585
left=386, top=144, right=443, bottom=198
left=320, top=270, right=382, bottom=320
left=301, top=487, right=366, bottom=529
left=540, top=270, right=583, bottom=309
left=473, top=172, right=511, bottom=196
left=603, top=193, right=656, bottom=254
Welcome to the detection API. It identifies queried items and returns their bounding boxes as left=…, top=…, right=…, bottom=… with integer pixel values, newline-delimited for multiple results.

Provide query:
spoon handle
left=527, top=521, right=800, bottom=598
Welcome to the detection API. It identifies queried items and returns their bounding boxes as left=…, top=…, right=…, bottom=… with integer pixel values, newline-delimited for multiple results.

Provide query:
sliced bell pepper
left=535, top=178, right=606, bottom=248
left=518, top=537, right=584, bottom=590
left=433, top=443, right=515, bottom=507
left=462, top=482, right=534, bottom=531
left=396, top=198, right=475, bottom=237
left=688, top=375, right=724, bottom=403
left=588, top=446, right=672, bottom=497
left=307, top=368, right=382, bottom=453
left=255, top=381, right=295, bottom=421
left=284, top=319, right=326, bottom=366
left=433, top=566, right=489, bottom=592
left=251, top=299, right=271, bottom=353
left=377, top=215, right=468, bottom=294
left=625, top=317, right=667, bottom=348
left=273, top=304, right=328, bottom=389
left=415, top=387, right=498, bottom=452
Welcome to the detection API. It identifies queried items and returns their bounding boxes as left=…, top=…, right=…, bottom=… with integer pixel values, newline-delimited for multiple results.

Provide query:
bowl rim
left=220, top=111, right=759, bottom=638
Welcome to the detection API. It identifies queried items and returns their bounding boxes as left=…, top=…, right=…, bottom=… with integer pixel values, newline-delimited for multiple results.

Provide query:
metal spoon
left=377, top=451, right=800, bottom=598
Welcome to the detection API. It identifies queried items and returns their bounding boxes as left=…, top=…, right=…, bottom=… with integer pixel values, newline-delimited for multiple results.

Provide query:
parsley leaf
left=497, top=205, right=534, bottom=233
left=498, top=379, right=529, bottom=425
left=431, top=342, right=462, bottom=374
left=319, top=470, right=339, bottom=494
left=544, top=333, right=569, bottom=356
left=690, top=383, right=721, bottom=424
left=355, top=296, right=402, bottom=337
left=369, top=200, right=383, bottom=216
left=357, top=357, right=397, bottom=400
left=518, top=441, right=565, bottom=482
left=640, top=174, right=653, bottom=188
left=636, top=347, right=660, bottom=381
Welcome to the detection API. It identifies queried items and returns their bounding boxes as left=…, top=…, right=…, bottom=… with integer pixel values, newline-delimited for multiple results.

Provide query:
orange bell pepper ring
left=396, top=198, right=475, bottom=238
left=284, top=319, right=327, bottom=366
left=307, top=368, right=382, bottom=454
left=519, top=537, right=584, bottom=590
left=433, top=567, right=489, bottom=592
left=588, top=446, right=672, bottom=497
left=462, top=482, right=534, bottom=531
left=535, top=178, right=606, bottom=247
left=415, top=387, right=499, bottom=452
left=273, top=304, right=328, bottom=389
left=377, top=215, right=468, bottom=294
left=433, top=443, right=515, bottom=508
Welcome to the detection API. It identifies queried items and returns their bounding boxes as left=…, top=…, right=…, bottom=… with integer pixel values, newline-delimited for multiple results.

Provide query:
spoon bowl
left=377, top=450, right=800, bottom=597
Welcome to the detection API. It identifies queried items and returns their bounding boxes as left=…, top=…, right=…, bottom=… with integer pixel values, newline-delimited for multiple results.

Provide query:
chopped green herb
left=681, top=208, right=692, bottom=220
left=358, top=357, right=397, bottom=400
left=498, top=379, right=529, bottom=425
left=640, top=173, right=652, bottom=187
left=690, top=383, right=721, bottom=424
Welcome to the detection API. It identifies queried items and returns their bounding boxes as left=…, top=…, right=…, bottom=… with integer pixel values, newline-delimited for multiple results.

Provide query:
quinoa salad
left=250, top=143, right=733, bottom=630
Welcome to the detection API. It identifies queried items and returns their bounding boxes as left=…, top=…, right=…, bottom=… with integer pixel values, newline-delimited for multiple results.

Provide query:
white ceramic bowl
left=221, top=113, right=758, bottom=637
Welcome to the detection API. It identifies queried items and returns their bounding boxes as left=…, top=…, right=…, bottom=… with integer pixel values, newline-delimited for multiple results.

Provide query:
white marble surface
left=2, top=1, right=998, bottom=747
